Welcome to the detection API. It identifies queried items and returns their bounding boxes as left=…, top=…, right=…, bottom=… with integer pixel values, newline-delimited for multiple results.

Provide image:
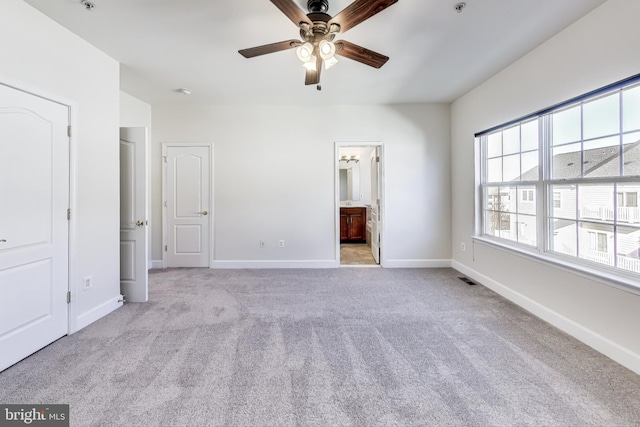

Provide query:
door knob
left=136, top=220, right=145, bottom=227
left=199, top=211, right=208, bottom=216
left=0, top=239, right=6, bottom=243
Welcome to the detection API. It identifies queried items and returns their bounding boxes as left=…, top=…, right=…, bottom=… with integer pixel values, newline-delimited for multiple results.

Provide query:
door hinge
left=67, top=125, right=72, bottom=137
left=163, top=155, right=167, bottom=163
left=165, top=245, right=168, bottom=252
left=67, top=208, right=71, bottom=220
left=67, top=291, right=71, bottom=304
left=376, top=156, right=380, bottom=162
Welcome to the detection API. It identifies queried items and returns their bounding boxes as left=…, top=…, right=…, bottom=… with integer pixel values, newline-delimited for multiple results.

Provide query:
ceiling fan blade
left=335, top=40, right=389, bottom=68
left=239, top=40, right=300, bottom=58
left=270, top=0, right=311, bottom=27
left=329, top=0, right=398, bottom=34
left=305, top=56, right=323, bottom=85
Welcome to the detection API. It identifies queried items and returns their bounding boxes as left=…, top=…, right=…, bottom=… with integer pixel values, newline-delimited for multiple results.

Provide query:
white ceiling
left=23, top=0, right=606, bottom=106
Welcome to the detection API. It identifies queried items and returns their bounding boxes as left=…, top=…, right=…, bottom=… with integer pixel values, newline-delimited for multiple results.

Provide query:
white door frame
left=0, top=78, right=77, bottom=341
left=0, top=74, right=81, bottom=342
left=161, top=142, right=214, bottom=268
left=334, top=141, right=386, bottom=267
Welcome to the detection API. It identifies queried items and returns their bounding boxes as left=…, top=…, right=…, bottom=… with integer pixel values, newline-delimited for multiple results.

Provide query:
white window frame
left=475, top=74, right=640, bottom=292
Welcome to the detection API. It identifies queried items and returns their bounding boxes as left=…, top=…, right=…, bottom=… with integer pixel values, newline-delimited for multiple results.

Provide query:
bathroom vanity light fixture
left=339, top=155, right=359, bottom=163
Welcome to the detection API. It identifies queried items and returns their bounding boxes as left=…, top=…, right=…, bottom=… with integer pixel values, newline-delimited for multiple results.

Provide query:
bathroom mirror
left=339, top=161, right=360, bottom=201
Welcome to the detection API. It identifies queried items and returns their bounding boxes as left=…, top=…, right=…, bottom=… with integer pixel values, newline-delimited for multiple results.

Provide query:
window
left=478, top=75, right=640, bottom=280
left=586, top=231, right=608, bottom=251
left=522, top=189, right=534, bottom=202
left=618, top=191, right=638, bottom=207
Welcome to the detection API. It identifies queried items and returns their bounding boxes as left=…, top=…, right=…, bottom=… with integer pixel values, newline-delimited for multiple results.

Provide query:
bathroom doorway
left=335, top=142, right=384, bottom=267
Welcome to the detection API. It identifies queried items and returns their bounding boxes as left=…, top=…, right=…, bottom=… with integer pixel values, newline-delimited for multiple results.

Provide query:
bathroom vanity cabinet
left=340, top=207, right=366, bottom=243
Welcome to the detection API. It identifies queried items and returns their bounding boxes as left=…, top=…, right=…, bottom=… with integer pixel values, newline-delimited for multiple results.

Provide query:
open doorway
left=335, top=142, right=384, bottom=267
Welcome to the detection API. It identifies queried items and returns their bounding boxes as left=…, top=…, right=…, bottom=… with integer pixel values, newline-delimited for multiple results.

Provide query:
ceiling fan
left=239, top=0, right=398, bottom=87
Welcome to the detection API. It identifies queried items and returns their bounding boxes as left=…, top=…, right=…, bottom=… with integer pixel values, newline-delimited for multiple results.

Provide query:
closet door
left=164, top=144, right=212, bottom=268
left=0, top=84, right=70, bottom=372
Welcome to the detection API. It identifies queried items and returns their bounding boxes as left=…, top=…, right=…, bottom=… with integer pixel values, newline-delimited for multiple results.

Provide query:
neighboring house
left=486, top=139, right=640, bottom=273
left=552, top=139, right=640, bottom=272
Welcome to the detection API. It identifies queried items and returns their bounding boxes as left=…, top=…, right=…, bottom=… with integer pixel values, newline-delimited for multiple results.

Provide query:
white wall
left=120, top=91, right=151, bottom=129
left=451, top=0, right=640, bottom=373
left=152, top=104, right=451, bottom=268
left=1, top=0, right=121, bottom=332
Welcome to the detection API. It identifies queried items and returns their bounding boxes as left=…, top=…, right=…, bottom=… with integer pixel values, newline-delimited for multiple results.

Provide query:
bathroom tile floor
left=340, top=243, right=378, bottom=266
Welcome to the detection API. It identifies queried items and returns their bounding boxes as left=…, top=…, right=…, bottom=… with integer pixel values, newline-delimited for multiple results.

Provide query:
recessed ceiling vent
left=81, top=0, right=95, bottom=11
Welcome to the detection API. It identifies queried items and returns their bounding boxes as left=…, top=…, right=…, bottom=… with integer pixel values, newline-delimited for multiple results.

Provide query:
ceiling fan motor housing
left=307, top=0, right=329, bottom=13
left=300, top=0, right=335, bottom=42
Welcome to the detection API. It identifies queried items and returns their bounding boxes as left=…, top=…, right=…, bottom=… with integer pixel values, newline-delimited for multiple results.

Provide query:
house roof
left=520, top=138, right=640, bottom=181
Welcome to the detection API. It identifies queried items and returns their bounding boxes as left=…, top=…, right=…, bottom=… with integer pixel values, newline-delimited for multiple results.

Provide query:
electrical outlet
left=83, top=275, right=93, bottom=290
left=259, top=240, right=265, bottom=248
left=279, top=239, right=285, bottom=247
left=461, top=242, right=466, bottom=252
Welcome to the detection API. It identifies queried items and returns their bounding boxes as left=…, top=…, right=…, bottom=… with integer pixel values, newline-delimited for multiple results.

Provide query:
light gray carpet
left=2, top=268, right=640, bottom=426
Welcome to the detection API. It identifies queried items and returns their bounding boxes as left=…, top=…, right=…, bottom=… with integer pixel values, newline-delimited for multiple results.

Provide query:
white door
left=120, top=127, right=148, bottom=302
left=0, top=84, right=69, bottom=372
left=370, top=147, right=381, bottom=264
left=164, top=145, right=211, bottom=267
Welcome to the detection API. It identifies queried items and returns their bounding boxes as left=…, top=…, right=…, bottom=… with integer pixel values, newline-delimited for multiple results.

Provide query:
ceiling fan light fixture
left=324, top=55, right=338, bottom=70
left=302, top=55, right=318, bottom=71
left=318, top=40, right=336, bottom=59
left=296, top=42, right=315, bottom=62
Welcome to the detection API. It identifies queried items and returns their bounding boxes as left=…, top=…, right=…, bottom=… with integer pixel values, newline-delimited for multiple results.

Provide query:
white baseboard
left=152, top=259, right=454, bottom=269
left=210, top=260, right=338, bottom=269
left=73, top=295, right=123, bottom=333
left=452, top=260, right=640, bottom=376
left=384, top=259, right=452, bottom=268
left=150, top=260, right=163, bottom=269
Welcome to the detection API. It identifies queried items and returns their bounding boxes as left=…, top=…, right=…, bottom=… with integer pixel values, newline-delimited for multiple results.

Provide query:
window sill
left=471, top=235, right=640, bottom=297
